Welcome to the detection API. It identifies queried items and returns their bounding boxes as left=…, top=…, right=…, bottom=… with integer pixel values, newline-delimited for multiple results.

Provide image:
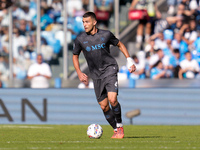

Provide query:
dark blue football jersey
left=73, top=29, right=119, bottom=79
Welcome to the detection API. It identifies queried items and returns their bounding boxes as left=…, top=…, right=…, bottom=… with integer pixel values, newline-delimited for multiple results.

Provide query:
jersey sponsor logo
left=85, top=43, right=106, bottom=52
left=91, top=43, right=105, bottom=51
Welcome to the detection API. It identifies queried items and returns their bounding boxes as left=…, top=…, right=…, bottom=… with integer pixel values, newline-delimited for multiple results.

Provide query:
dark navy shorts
left=93, top=74, right=118, bottom=102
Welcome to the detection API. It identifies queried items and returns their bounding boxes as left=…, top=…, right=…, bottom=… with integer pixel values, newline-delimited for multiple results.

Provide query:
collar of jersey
left=87, top=28, right=99, bottom=36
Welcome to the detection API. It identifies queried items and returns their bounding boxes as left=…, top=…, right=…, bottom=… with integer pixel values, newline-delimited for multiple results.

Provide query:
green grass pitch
left=0, top=125, right=199, bottom=149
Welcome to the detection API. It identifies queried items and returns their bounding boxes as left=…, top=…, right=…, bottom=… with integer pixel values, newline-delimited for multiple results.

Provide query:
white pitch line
left=0, top=148, right=18, bottom=150
left=5, top=141, right=95, bottom=144
left=0, top=125, right=54, bottom=129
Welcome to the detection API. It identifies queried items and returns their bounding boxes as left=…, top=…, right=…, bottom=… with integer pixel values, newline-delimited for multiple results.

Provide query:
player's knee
left=100, top=104, right=109, bottom=112
left=109, top=99, right=118, bottom=107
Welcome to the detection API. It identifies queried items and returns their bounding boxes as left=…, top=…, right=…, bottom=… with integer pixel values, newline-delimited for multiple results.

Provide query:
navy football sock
left=112, top=102, right=122, bottom=123
left=103, top=108, right=117, bottom=129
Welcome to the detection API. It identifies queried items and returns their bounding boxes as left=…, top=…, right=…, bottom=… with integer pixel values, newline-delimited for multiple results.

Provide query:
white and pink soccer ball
left=87, top=124, right=103, bottom=139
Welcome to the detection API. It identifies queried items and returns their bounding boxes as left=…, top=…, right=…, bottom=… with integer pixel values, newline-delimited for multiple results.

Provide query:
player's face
left=82, top=17, right=97, bottom=33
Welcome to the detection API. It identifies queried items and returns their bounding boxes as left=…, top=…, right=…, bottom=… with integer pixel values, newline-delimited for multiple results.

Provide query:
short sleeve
left=108, top=31, right=119, bottom=46
left=73, top=38, right=82, bottom=55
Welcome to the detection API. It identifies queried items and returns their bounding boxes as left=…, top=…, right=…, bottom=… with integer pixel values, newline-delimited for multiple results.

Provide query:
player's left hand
left=127, top=57, right=136, bottom=73
left=128, top=64, right=136, bottom=73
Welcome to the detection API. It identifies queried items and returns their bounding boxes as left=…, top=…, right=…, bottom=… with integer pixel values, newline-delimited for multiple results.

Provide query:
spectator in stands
left=129, top=0, right=161, bottom=49
left=82, top=0, right=89, bottom=11
left=27, top=54, right=52, bottom=88
left=179, top=51, right=200, bottom=79
left=149, top=48, right=173, bottom=77
left=18, top=19, right=27, bottom=36
left=144, top=38, right=157, bottom=56
left=180, top=0, right=198, bottom=17
left=94, top=0, right=114, bottom=29
left=13, top=57, right=27, bottom=80
left=51, top=0, right=62, bottom=22
left=12, top=27, right=28, bottom=59
left=151, top=32, right=168, bottom=51
left=168, top=1, right=198, bottom=28
left=169, top=49, right=181, bottom=78
left=172, top=32, right=188, bottom=61
left=26, top=19, right=36, bottom=33
left=40, top=37, right=54, bottom=64
left=167, top=0, right=181, bottom=15
left=20, top=2, right=36, bottom=21
left=0, top=26, right=9, bottom=56
left=67, top=0, right=84, bottom=17
left=12, top=3, right=24, bottom=20
left=182, top=17, right=198, bottom=50
left=26, top=31, right=36, bottom=54
left=150, top=60, right=171, bottom=79
left=0, top=54, right=9, bottom=81
left=144, top=51, right=151, bottom=78
left=36, top=7, right=53, bottom=31
left=23, top=51, right=33, bottom=72
left=193, top=31, right=200, bottom=52
left=162, top=29, right=174, bottom=57
left=0, top=9, right=9, bottom=26
left=149, top=49, right=166, bottom=68
left=166, top=15, right=184, bottom=35
left=128, top=54, right=145, bottom=79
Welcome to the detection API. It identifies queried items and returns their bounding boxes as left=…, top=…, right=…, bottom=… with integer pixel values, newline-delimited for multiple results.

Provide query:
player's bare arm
left=117, top=41, right=136, bottom=73
left=72, top=54, right=88, bottom=83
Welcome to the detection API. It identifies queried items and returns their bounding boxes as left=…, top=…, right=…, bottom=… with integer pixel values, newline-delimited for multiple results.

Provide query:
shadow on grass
left=124, top=136, right=176, bottom=139
left=124, top=136, right=162, bottom=139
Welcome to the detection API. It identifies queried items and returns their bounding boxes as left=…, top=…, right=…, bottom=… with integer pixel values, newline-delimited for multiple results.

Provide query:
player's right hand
left=78, top=72, right=88, bottom=83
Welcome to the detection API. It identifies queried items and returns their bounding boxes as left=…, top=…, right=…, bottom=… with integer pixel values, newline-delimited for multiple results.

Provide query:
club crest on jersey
left=101, top=37, right=105, bottom=42
left=86, top=46, right=91, bottom=52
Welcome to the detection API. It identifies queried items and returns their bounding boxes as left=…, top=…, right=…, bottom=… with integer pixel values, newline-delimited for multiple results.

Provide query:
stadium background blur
left=0, top=0, right=200, bottom=88
left=0, top=0, right=200, bottom=126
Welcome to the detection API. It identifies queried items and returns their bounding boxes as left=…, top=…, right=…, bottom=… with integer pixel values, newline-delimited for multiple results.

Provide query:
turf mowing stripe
left=1, top=146, right=199, bottom=150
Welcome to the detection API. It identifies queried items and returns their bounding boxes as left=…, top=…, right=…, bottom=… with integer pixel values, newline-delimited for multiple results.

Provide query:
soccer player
left=72, top=12, right=136, bottom=139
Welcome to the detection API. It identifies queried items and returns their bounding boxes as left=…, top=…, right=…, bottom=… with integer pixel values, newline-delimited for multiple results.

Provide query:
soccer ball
left=87, top=124, right=103, bottom=139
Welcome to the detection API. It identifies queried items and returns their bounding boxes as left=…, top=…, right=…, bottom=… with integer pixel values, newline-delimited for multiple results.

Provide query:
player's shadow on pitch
left=124, top=136, right=162, bottom=139
left=125, top=136, right=176, bottom=139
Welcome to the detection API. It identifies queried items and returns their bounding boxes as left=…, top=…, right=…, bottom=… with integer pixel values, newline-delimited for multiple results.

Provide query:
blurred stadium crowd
left=0, top=0, right=117, bottom=88
left=0, top=0, right=87, bottom=85
left=121, top=0, right=200, bottom=80
left=0, top=0, right=200, bottom=88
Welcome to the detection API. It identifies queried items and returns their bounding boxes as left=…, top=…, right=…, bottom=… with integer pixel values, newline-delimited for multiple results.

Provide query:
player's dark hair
left=83, top=11, right=97, bottom=20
